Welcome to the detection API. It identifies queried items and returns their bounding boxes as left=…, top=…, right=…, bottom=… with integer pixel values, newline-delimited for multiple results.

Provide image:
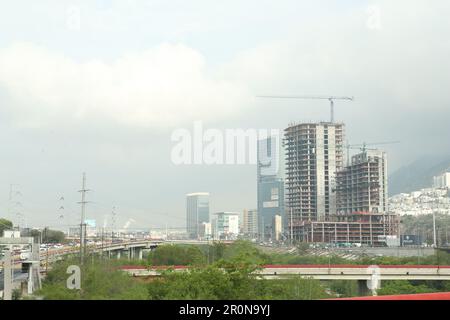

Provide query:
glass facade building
left=257, top=135, right=285, bottom=241
left=186, top=192, right=210, bottom=239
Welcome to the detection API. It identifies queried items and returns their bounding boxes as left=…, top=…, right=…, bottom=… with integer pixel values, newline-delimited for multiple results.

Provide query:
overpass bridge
left=38, top=239, right=227, bottom=267
left=120, top=264, right=450, bottom=296
left=120, top=264, right=450, bottom=281
left=4, top=238, right=450, bottom=298
left=90, top=239, right=225, bottom=259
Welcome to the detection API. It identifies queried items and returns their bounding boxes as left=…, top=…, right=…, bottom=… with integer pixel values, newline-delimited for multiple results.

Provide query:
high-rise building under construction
left=336, top=150, right=388, bottom=215
left=284, top=122, right=345, bottom=225
left=284, top=121, right=398, bottom=245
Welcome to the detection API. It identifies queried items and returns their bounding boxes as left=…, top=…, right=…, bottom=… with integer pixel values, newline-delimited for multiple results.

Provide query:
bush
left=38, top=257, right=148, bottom=300
left=148, top=244, right=205, bottom=266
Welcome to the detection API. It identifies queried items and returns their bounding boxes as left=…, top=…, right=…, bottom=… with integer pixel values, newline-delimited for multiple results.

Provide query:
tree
left=21, top=227, right=65, bottom=243
left=207, top=241, right=226, bottom=263
left=147, top=259, right=329, bottom=300
left=329, top=280, right=358, bottom=297
left=0, top=218, right=13, bottom=236
left=38, top=257, right=148, bottom=300
left=148, top=244, right=205, bottom=266
left=43, top=229, right=65, bottom=243
left=222, top=240, right=272, bottom=265
left=377, top=280, right=434, bottom=296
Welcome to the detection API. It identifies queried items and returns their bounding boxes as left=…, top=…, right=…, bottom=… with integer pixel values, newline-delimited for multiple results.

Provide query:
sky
left=0, top=0, right=449, bottom=230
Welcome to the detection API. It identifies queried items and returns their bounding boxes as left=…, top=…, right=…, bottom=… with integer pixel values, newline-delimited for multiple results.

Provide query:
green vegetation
left=21, top=227, right=66, bottom=244
left=147, top=262, right=327, bottom=300
left=377, top=280, right=435, bottom=296
left=36, top=241, right=450, bottom=300
left=328, top=280, right=358, bottom=298
left=401, top=213, right=450, bottom=246
left=147, top=244, right=205, bottom=266
left=38, top=258, right=148, bottom=300
left=37, top=241, right=330, bottom=300
left=0, top=218, right=13, bottom=236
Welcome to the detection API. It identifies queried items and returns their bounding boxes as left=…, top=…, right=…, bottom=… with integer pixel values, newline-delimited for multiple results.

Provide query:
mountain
left=388, top=154, right=450, bottom=196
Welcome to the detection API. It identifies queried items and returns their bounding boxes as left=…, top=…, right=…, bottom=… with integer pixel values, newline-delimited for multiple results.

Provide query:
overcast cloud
left=0, top=0, right=449, bottom=230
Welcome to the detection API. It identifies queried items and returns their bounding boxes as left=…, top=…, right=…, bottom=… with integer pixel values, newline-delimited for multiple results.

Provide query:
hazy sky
left=1, top=0, right=449, bottom=230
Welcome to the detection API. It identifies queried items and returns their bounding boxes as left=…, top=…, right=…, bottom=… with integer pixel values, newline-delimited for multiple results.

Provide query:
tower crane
left=256, top=95, right=354, bottom=123
left=345, top=140, right=400, bottom=165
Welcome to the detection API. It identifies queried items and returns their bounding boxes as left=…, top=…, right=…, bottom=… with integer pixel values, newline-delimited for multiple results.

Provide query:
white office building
left=242, top=209, right=258, bottom=238
left=212, top=212, right=240, bottom=240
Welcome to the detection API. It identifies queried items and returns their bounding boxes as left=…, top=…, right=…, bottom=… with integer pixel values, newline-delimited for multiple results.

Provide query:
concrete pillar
left=3, top=250, right=12, bottom=300
left=357, top=279, right=378, bottom=296
left=28, top=264, right=33, bottom=295
left=32, top=242, right=42, bottom=291
left=21, top=281, right=28, bottom=297
left=117, top=250, right=121, bottom=259
left=357, top=280, right=370, bottom=296
left=138, top=249, right=143, bottom=260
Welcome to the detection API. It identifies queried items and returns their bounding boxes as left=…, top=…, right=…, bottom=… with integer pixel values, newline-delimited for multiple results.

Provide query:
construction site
left=336, top=150, right=388, bottom=215
left=284, top=119, right=399, bottom=246
left=284, top=122, right=345, bottom=223
left=294, top=212, right=399, bottom=246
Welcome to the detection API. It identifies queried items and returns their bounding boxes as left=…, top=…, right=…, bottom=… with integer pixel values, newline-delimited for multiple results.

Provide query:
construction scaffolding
left=292, top=212, right=399, bottom=246
left=284, top=122, right=345, bottom=222
left=336, top=150, right=388, bottom=214
left=284, top=123, right=398, bottom=244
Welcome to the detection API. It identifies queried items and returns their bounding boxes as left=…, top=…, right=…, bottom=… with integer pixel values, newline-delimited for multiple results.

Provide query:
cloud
left=219, top=0, right=450, bottom=114
left=0, top=42, right=251, bottom=129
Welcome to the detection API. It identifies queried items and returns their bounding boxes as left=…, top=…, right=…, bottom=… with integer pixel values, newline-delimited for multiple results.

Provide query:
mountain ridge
left=388, top=154, right=450, bottom=196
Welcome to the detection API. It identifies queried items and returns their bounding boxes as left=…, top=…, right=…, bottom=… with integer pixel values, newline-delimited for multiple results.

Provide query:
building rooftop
left=214, top=212, right=239, bottom=215
left=186, top=192, right=210, bottom=197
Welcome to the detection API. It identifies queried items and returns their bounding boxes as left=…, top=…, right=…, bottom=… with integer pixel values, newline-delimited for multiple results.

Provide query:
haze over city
left=1, top=0, right=450, bottom=230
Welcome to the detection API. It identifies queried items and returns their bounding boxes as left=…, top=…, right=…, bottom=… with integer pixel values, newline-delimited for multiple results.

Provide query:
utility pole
left=111, top=206, right=116, bottom=243
left=8, top=184, right=23, bottom=229
left=45, top=227, right=49, bottom=274
left=101, top=227, right=104, bottom=259
left=78, top=173, right=90, bottom=264
left=261, top=216, right=265, bottom=243
left=58, top=196, right=65, bottom=234
left=433, top=209, right=437, bottom=248
left=290, top=207, right=293, bottom=245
